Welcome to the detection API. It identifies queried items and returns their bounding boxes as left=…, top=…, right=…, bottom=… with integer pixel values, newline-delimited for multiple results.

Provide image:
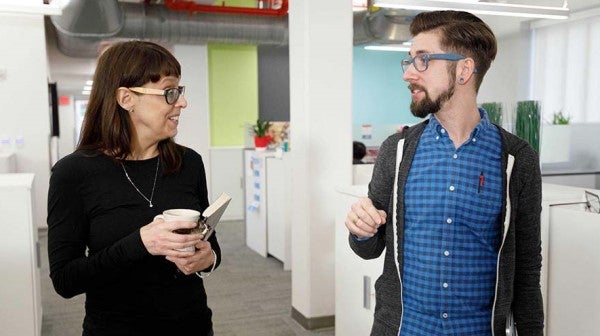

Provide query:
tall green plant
left=481, top=102, right=503, bottom=125
left=515, top=100, right=540, bottom=153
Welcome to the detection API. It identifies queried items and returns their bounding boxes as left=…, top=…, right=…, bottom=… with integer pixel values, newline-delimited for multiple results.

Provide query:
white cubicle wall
left=0, top=152, right=16, bottom=173
left=243, top=149, right=291, bottom=270
left=209, top=147, right=244, bottom=221
left=0, top=173, right=41, bottom=336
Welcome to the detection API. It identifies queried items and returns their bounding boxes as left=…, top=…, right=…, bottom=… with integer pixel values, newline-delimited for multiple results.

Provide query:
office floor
left=39, top=220, right=334, bottom=336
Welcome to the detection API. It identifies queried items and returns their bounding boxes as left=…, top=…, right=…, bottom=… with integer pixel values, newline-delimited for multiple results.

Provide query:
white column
left=173, top=44, right=212, bottom=195
left=289, top=0, right=353, bottom=324
left=0, top=0, right=51, bottom=228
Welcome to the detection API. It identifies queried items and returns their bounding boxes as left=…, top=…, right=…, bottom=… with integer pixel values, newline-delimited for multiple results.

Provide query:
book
left=199, top=192, right=232, bottom=241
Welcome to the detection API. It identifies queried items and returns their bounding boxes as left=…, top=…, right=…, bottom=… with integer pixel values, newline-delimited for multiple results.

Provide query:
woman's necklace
left=121, top=156, right=160, bottom=208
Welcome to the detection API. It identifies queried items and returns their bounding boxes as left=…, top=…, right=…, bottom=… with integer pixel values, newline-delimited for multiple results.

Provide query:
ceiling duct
left=363, top=9, right=413, bottom=43
left=50, top=0, right=412, bottom=58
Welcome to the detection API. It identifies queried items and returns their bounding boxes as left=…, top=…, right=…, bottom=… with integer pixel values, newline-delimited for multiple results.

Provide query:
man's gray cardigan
left=349, top=120, right=544, bottom=336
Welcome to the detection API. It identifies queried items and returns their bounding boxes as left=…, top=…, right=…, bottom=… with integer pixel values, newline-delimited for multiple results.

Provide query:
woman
left=47, top=41, right=220, bottom=336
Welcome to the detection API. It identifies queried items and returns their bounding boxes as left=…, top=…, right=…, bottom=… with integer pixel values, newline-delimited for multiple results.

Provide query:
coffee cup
left=154, top=209, right=200, bottom=252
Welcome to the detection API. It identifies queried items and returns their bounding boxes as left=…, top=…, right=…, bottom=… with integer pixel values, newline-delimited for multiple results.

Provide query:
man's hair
left=410, top=10, right=497, bottom=91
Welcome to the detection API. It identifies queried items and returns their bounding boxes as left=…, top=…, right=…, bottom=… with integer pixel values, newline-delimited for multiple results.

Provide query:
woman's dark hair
left=410, top=10, right=497, bottom=92
left=77, top=40, right=183, bottom=174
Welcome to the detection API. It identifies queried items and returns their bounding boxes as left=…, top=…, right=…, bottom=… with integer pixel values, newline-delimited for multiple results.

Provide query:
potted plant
left=481, top=102, right=503, bottom=125
left=252, top=119, right=273, bottom=150
left=515, top=100, right=540, bottom=153
left=552, top=110, right=571, bottom=125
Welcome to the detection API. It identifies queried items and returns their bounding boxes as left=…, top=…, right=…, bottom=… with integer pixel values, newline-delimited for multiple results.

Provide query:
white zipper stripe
left=491, top=154, right=515, bottom=336
left=393, top=139, right=405, bottom=335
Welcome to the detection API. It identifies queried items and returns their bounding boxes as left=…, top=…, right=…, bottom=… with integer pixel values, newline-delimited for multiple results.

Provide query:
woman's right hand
left=140, top=217, right=204, bottom=257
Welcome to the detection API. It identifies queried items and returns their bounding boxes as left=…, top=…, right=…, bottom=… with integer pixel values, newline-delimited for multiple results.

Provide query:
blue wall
left=352, top=47, right=422, bottom=146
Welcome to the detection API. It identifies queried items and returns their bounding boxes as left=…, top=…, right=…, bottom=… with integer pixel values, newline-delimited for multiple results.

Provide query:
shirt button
left=444, top=250, right=450, bottom=256
left=472, top=138, right=477, bottom=142
left=442, top=312, right=448, bottom=319
left=441, top=128, right=446, bottom=134
left=453, top=153, right=458, bottom=159
left=436, top=136, right=440, bottom=140
left=443, top=282, right=449, bottom=288
left=449, top=185, right=455, bottom=191
left=446, top=218, right=452, bottom=224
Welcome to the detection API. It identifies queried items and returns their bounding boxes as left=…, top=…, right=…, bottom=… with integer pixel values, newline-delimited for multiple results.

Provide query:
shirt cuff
left=351, top=233, right=372, bottom=242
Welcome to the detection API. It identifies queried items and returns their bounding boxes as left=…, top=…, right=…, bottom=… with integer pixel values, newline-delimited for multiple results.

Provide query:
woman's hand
left=165, top=240, right=215, bottom=275
left=140, top=217, right=203, bottom=257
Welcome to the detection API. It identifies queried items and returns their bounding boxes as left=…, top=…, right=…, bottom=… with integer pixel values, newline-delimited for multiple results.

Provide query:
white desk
left=546, top=203, right=600, bottom=336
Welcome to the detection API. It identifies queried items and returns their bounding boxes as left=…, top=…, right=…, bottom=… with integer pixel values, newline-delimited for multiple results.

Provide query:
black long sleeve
left=47, top=148, right=219, bottom=335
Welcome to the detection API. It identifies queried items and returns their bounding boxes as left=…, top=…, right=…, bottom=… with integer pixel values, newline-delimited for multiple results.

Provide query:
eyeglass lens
left=402, top=55, right=427, bottom=73
left=165, top=86, right=184, bottom=104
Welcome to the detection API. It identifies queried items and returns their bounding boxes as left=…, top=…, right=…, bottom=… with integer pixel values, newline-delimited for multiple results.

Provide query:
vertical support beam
left=174, top=44, right=212, bottom=194
left=288, top=0, right=353, bottom=328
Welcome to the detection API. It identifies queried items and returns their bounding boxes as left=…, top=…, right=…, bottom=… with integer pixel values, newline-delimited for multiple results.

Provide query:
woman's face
left=128, top=75, right=187, bottom=145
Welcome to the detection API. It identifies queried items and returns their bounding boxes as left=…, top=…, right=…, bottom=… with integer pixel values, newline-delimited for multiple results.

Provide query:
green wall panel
left=208, top=44, right=258, bottom=146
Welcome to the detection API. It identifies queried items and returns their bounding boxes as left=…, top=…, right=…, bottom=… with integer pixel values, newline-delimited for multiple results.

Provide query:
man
left=345, top=10, right=543, bottom=336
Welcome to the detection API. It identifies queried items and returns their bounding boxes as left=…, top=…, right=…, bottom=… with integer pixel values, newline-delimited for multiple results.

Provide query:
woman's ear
left=116, top=87, right=135, bottom=112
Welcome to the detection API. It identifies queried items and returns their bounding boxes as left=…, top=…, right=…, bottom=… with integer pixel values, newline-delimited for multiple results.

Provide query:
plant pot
left=254, top=136, right=272, bottom=150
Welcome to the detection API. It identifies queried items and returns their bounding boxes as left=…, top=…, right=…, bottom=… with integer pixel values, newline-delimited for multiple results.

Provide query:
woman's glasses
left=128, top=86, right=185, bottom=105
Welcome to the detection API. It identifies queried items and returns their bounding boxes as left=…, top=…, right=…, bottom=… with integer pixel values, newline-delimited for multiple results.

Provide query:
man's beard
left=409, top=79, right=456, bottom=118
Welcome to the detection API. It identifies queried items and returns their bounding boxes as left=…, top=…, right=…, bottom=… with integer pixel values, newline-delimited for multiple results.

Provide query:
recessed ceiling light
left=364, top=45, right=411, bottom=52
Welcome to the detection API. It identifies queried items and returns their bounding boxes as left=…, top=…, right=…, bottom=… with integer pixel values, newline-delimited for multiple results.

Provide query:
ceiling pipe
left=164, top=0, right=288, bottom=17
left=50, top=0, right=411, bottom=58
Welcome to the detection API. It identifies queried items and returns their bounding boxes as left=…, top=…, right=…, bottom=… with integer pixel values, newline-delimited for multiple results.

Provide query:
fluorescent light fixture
left=83, top=85, right=92, bottom=91
left=365, top=45, right=411, bottom=52
left=0, top=2, right=63, bottom=16
left=82, top=90, right=91, bottom=95
left=85, top=80, right=94, bottom=85
left=373, top=0, right=569, bottom=20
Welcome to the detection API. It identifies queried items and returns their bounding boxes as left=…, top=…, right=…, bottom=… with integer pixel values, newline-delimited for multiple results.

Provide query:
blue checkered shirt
left=400, top=109, right=503, bottom=336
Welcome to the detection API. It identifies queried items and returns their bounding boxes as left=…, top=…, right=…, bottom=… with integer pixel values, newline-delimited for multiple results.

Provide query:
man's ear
left=116, top=87, right=135, bottom=112
left=458, top=58, right=477, bottom=84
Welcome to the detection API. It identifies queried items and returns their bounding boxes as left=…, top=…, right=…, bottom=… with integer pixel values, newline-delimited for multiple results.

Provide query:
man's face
left=403, top=31, right=457, bottom=118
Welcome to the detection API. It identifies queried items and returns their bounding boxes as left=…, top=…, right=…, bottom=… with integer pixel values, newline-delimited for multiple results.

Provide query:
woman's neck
left=128, top=143, right=159, bottom=160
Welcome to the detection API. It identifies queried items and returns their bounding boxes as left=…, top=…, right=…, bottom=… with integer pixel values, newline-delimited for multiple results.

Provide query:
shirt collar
left=426, top=108, right=493, bottom=141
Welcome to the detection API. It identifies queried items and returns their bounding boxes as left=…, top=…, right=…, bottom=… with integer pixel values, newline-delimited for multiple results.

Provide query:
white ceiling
left=475, top=0, right=600, bottom=37
left=47, top=0, right=600, bottom=99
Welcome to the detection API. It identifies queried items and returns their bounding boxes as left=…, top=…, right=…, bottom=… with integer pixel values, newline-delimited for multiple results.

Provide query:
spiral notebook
left=200, top=192, right=232, bottom=241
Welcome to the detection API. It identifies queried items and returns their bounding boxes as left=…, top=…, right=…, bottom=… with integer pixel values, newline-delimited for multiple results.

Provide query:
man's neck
left=435, top=93, right=481, bottom=148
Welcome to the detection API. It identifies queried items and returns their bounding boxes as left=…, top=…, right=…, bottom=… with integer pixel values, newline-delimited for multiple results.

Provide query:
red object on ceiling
left=164, top=0, right=288, bottom=16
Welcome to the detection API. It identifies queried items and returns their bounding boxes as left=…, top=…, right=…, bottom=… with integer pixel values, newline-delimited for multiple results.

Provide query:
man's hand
left=345, top=197, right=387, bottom=239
